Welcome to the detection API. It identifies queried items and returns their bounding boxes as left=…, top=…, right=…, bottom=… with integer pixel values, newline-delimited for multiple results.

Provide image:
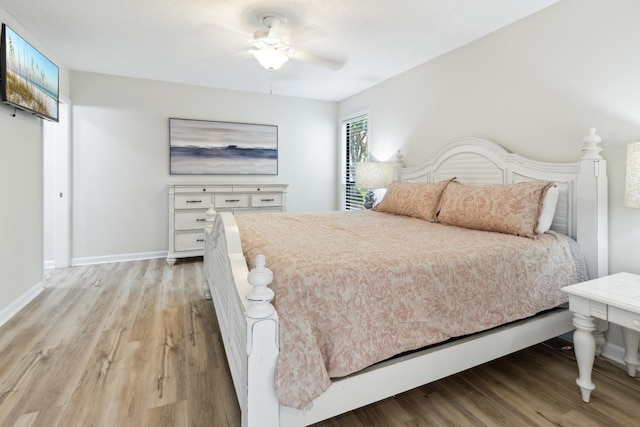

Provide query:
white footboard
left=204, top=209, right=280, bottom=427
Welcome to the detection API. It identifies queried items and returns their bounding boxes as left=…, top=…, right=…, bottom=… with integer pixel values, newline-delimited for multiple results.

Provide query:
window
left=340, top=113, right=369, bottom=210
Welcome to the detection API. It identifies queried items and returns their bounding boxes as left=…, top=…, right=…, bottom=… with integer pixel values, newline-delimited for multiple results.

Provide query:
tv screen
left=1, top=23, right=59, bottom=122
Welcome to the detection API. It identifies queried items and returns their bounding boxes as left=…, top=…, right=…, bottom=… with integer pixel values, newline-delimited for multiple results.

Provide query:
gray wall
left=69, top=72, right=338, bottom=263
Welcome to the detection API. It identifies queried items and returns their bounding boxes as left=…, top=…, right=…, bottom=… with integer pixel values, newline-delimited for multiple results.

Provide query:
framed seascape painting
left=169, top=118, right=278, bottom=175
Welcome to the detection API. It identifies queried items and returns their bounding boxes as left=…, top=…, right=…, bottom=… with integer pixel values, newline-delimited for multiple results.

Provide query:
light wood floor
left=1, top=259, right=639, bottom=427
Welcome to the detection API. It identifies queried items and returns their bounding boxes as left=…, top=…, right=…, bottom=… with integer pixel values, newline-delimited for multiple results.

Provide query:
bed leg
left=202, top=283, right=212, bottom=300
left=244, top=256, right=280, bottom=427
left=203, top=204, right=216, bottom=300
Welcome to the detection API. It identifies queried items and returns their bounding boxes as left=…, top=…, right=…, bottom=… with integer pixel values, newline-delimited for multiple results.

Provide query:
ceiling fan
left=248, top=12, right=343, bottom=72
left=250, top=13, right=295, bottom=71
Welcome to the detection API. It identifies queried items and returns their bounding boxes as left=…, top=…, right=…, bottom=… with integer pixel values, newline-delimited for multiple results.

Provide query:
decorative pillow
left=373, top=179, right=455, bottom=222
left=437, top=181, right=558, bottom=238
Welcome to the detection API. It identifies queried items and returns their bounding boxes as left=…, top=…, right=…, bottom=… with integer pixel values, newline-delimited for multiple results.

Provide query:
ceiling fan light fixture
left=253, top=46, right=290, bottom=71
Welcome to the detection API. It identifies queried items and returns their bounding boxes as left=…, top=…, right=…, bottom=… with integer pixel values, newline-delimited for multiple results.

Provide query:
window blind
left=341, top=114, right=369, bottom=210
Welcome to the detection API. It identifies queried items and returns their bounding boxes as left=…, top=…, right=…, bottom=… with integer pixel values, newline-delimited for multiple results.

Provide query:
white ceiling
left=0, top=0, right=560, bottom=102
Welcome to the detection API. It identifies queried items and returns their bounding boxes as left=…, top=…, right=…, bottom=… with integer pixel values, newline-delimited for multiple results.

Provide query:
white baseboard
left=71, top=250, right=168, bottom=266
left=601, top=342, right=626, bottom=366
left=0, top=281, right=44, bottom=328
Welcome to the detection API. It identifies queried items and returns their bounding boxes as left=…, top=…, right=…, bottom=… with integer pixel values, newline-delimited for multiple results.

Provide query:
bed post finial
left=582, top=128, right=603, bottom=160
left=393, top=150, right=404, bottom=181
left=246, top=255, right=275, bottom=319
left=395, top=150, right=404, bottom=169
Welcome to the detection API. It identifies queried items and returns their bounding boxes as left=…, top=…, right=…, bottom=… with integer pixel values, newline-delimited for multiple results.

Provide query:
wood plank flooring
left=1, top=258, right=639, bottom=426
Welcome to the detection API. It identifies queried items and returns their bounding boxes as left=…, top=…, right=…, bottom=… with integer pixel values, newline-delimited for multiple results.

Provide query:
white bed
left=203, top=130, right=608, bottom=427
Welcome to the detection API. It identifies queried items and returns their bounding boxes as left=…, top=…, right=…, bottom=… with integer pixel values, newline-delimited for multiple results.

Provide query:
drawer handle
left=186, top=200, right=202, bottom=203
left=225, top=199, right=240, bottom=202
left=196, top=238, right=205, bottom=242
left=196, top=218, right=205, bottom=222
left=261, top=198, right=275, bottom=202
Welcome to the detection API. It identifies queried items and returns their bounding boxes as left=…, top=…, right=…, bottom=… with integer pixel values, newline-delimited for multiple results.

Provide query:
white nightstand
left=562, top=272, right=640, bottom=402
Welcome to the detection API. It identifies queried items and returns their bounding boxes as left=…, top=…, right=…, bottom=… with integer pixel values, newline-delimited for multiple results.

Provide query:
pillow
left=536, top=185, right=559, bottom=234
left=437, top=181, right=558, bottom=238
left=373, top=179, right=455, bottom=222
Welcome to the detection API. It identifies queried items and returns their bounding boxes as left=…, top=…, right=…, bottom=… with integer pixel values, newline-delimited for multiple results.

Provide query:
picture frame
left=169, top=118, right=278, bottom=175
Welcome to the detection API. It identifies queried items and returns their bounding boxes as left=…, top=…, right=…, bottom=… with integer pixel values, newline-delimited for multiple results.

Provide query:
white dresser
left=167, top=184, right=288, bottom=264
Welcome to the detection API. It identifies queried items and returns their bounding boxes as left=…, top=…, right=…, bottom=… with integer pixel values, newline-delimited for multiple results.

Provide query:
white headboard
left=395, top=130, right=608, bottom=280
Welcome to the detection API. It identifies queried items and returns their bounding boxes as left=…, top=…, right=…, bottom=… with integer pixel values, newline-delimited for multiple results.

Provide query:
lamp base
left=363, top=190, right=376, bottom=209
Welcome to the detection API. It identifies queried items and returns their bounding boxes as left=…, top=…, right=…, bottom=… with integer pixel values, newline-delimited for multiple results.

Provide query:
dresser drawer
left=174, top=186, right=232, bottom=194
left=175, top=194, right=212, bottom=209
left=214, top=193, right=250, bottom=208
left=238, top=186, right=286, bottom=192
left=175, top=210, right=207, bottom=230
left=251, top=193, right=283, bottom=207
left=175, top=231, right=206, bottom=252
left=609, top=306, right=640, bottom=332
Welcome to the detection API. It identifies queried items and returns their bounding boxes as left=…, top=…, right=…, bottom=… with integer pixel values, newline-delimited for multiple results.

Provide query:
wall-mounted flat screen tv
left=1, top=23, right=59, bottom=122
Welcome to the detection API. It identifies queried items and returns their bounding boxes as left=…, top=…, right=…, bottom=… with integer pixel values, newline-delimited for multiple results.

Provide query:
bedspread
left=235, top=210, right=576, bottom=409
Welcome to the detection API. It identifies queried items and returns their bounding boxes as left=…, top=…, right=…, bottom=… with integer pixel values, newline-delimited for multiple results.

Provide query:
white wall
left=0, top=7, right=70, bottom=322
left=70, top=72, right=338, bottom=263
left=340, top=0, right=640, bottom=277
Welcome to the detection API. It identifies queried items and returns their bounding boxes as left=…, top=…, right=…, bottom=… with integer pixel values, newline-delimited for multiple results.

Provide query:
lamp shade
left=254, top=47, right=289, bottom=70
left=625, top=141, right=640, bottom=208
left=355, top=162, right=393, bottom=189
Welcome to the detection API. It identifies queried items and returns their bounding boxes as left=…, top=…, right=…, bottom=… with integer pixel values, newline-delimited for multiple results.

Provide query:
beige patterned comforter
left=235, top=210, right=576, bottom=409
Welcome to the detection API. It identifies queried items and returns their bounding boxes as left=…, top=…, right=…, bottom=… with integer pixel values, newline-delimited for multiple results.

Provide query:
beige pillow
left=437, top=181, right=557, bottom=238
left=373, top=179, right=454, bottom=222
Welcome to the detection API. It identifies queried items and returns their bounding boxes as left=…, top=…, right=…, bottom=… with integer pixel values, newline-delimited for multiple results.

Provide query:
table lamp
left=355, top=161, right=393, bottom=209
left=626, top=141, right=640, bottom=208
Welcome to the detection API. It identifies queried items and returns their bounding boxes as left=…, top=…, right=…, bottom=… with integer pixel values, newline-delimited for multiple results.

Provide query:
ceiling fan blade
left=201, top=21, right=250, bottom=43
left=295, top=50, right=346, bottom=70
left=288, top=25, right=327, bottom=45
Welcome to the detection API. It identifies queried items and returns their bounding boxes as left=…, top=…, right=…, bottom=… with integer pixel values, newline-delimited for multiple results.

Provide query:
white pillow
left=535, top=184, right=559, bottom=234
